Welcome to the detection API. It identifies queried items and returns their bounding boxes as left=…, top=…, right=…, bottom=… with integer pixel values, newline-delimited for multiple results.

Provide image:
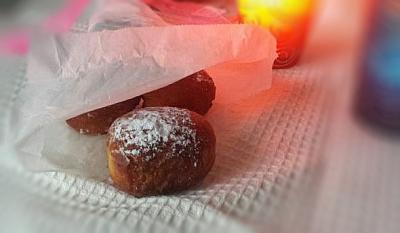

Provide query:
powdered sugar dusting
left=79, top=128, right=89, bottom=134
left=195, top=71, right=213, bottom=84
left=109, top=107, right=200, bottom=161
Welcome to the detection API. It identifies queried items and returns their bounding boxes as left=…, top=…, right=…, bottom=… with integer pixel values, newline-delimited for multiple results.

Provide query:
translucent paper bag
left=4, top=0, right=277, bottom=180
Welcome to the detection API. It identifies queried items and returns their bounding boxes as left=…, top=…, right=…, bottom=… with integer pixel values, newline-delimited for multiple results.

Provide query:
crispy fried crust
left=66, top=97, right=141, bottom=135
left=142, top=71, right=216, bottom=115
left=107, top=107, right=216, bottom=197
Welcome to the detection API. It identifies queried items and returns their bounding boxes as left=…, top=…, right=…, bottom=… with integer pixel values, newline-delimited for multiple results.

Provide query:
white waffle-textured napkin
left=2, top=0, right=399, bottom=233
left=0, top=60, right=326, bottom=233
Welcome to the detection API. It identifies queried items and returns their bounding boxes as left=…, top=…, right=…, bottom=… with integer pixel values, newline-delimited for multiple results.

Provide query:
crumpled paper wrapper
left=7, top=0, right=277, bottom=180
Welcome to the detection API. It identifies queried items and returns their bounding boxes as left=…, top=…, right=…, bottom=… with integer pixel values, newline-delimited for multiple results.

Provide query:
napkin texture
left=0, top=56, right=327, bottom=232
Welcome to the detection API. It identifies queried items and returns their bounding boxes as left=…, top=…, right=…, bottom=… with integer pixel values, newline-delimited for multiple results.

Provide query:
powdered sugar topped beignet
left=107, top=107, right=216, bottom=197
left=142, top=71, right=216, bottom=115
left=66, top=97, right=140, bottom=135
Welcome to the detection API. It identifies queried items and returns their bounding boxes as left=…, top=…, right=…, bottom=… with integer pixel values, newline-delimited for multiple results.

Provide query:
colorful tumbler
left=356, top=0, right=400, bottom=130
left=238, top=0, right=315, bottom=68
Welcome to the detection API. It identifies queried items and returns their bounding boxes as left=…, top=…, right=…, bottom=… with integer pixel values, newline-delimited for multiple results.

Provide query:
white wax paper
left=7, top=0, right=277, bottom=180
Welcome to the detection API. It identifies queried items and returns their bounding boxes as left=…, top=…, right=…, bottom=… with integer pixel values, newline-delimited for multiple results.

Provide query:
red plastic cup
left=238, top=0, right=315, bottom=69
left=272, top=7, right=314, bottom=69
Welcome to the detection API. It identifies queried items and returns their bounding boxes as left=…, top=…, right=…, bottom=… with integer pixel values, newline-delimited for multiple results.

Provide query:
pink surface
left=43, top=0, right=90, bottom=33
left=0, top=0, right=90, bottom=55
left=0, top=32, right=30, bottom=55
